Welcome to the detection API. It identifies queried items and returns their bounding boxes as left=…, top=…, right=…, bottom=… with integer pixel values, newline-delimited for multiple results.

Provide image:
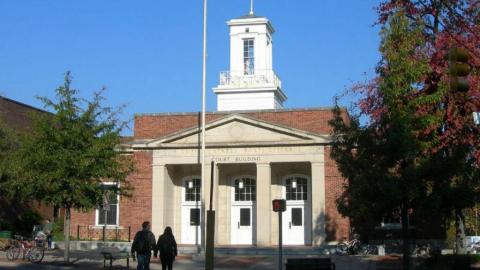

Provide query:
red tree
left=338, top=0, right=480, bottom=259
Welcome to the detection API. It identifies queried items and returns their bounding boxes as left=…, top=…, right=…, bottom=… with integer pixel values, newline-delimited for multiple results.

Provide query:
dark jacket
left=131, top=229, right=156, bottom=255
left=155, top=233, right=178, bottom=261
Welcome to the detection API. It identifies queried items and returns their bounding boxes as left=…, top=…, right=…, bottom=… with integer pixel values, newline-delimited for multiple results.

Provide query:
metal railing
left=217, top=69, right=282, bottom=89
left=75, top=225, right=131, bottom=242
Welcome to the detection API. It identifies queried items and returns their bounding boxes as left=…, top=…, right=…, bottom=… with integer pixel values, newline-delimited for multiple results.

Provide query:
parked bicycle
left=467, top=241, right=480, bottom=254
left=412, top=243, right=431, bottom=257
left=336, top=238, right=361, bottom=255
left=336, top=238, right=377, bottom=255
left=6, top=235, right=44, bottom=263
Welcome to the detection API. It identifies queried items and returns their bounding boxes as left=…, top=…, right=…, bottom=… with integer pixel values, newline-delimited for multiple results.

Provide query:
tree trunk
left=401, top=202, right=411, bottom=270
left=455, top=208, right=466, bottom=254
left=64, top=207, right=71, bottom=263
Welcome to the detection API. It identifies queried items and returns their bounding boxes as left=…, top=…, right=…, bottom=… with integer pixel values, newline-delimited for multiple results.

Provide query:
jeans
left=47, top=235, right=52, bottom=249
left=136, top=253, right=151, bottom=270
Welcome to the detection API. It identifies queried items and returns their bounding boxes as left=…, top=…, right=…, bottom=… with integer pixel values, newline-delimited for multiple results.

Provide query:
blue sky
left=0, top=0, right=381, bottom=135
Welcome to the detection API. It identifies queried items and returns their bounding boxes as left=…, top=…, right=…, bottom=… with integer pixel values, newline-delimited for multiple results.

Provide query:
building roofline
left=135, top=106, right=345, bottom=117
left=0, top=95, right=51, bottom=115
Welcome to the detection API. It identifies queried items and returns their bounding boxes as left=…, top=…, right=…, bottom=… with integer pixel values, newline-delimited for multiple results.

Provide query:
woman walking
left=155, top=227, right=178, bottom=270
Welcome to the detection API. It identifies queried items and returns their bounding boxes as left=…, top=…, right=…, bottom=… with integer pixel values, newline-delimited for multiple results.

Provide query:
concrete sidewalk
left=0, top=249, right=400, bottom=270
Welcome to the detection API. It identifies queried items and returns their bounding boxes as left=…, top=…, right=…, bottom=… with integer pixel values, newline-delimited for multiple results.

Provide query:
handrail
left=75, top=225, right=131, bottom=242
left=218, top=69, right=282, bottom=89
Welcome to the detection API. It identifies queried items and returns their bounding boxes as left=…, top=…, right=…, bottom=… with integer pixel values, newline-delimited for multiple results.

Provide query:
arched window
left=184, top=178, right=201, bottom=201
left=234, top=177, right=256, bottom=202
left=286, top=177, right=307, bottom=201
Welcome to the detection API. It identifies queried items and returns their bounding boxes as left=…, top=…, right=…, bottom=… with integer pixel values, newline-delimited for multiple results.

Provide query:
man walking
left=131, top=221, right=156, bottom=270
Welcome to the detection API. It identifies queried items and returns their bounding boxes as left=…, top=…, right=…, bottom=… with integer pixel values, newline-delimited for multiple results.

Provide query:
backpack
left=135, top=231, right=150, bottom=254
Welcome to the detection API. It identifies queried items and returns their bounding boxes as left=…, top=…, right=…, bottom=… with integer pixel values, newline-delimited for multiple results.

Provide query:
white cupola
left=213, top=8, right=287, bottom=111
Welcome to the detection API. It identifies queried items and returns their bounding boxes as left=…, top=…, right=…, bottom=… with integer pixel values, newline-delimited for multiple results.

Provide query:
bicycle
left=336, top=238, right=362, bottom=255
left=359, top=243, right=378, bottom=255
left=412, top=243, right=431, bottom=257
left=6, top=235, right=44, bottom=263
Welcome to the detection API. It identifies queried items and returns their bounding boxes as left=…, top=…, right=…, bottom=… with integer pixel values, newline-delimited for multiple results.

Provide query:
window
left=185, top=178, right=201, bottom=201
left=286, top=177, right=308, bottom=201
left=190, top=208, right=200, bottom=226
left=243, top=39, right=254, bottom=75
left=240, top=208, right=251, bottom=226
left=234, top=178, right=256, bottom=201
left=97, top=184, right=119, bottom=226
left=292, top=208, right=303, bottom=226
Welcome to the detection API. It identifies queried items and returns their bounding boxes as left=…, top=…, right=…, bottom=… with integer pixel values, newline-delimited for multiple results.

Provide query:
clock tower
left=213, top=9, right=287, bottom=111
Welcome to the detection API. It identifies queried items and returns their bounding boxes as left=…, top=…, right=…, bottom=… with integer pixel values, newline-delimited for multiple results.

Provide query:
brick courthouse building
left=70, top=10, right=350, bottom=247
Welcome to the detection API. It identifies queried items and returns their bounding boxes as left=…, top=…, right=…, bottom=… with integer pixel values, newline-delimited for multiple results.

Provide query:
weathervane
left=250, top=0, right=254, bottom=15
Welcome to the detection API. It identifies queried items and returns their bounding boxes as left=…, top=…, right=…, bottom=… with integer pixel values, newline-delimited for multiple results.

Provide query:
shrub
left=52, top=218, right=64, bottom=241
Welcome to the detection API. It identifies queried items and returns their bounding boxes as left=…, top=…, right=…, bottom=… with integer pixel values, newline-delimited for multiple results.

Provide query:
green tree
left=330, top=10, right=434, bottom=270
left=0, top=119, right=15, bottom=189
left=0, top=118, right=44, bottom=235
left=13, top=72, right=133, bottom=263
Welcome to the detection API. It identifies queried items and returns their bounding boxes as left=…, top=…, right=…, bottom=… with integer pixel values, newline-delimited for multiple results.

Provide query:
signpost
left=205, top=161, right=215, bottom=270
left=273, top=199, right=286, bottom=270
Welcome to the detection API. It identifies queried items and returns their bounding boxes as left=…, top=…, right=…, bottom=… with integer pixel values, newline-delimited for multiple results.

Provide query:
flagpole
left=201, top=0, right=207, bottom=252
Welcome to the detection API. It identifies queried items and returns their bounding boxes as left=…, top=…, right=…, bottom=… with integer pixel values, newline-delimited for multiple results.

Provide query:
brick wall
left=120, top=151, right=153, bottom=233
left=70, top=151, right=153, bottom=239
left=324, top=146, right=350, bottom=242
left=0, top=96, right=50, bottom=133
left=134, top=108, right=349, bottom=140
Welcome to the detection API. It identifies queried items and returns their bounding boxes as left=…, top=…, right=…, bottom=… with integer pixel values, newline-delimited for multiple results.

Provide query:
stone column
left=311, top=162, right=326, bottom=246
left=152, top=164, right=166, bottom=238
left=256, top=163, right=272, bottom=246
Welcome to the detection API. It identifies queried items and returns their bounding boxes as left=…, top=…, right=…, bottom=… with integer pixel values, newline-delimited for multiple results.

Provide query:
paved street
left=0, top=250, right=402, bottom=270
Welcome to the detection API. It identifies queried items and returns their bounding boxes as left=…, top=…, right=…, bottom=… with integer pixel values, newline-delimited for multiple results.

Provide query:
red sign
left=272, top=199, right=286, bottom=212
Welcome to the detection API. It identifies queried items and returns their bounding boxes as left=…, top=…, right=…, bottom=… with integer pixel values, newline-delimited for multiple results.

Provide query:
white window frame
left=283, top=174, right=310, bottom=202
left=95, top=182, right=120, bottom=227
left=182, top=176, right=202, bottom=205
left=231, top=175, right=256, bottom=206
left=243, top=38, right=255, bottom=75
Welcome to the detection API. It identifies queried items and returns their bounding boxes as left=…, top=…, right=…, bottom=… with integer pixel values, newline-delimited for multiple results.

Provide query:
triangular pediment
left=134, top=115, right=329, bottom=148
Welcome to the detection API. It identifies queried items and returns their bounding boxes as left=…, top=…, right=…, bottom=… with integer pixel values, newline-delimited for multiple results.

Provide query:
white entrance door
left=282, top=175, right=310, bottom=245
left=231, top=205, right=253, bottom=245
left=181, top=205, right=201, bottom=244
left=181, top=178, right=201, bottom=245
left=231, top=177, right=256, bottom=245
left=283, top=203, right=305, bottom=245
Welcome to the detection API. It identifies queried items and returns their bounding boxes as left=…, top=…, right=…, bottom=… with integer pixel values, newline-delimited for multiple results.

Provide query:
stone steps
left=58, top=241, right=336, bottom=256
